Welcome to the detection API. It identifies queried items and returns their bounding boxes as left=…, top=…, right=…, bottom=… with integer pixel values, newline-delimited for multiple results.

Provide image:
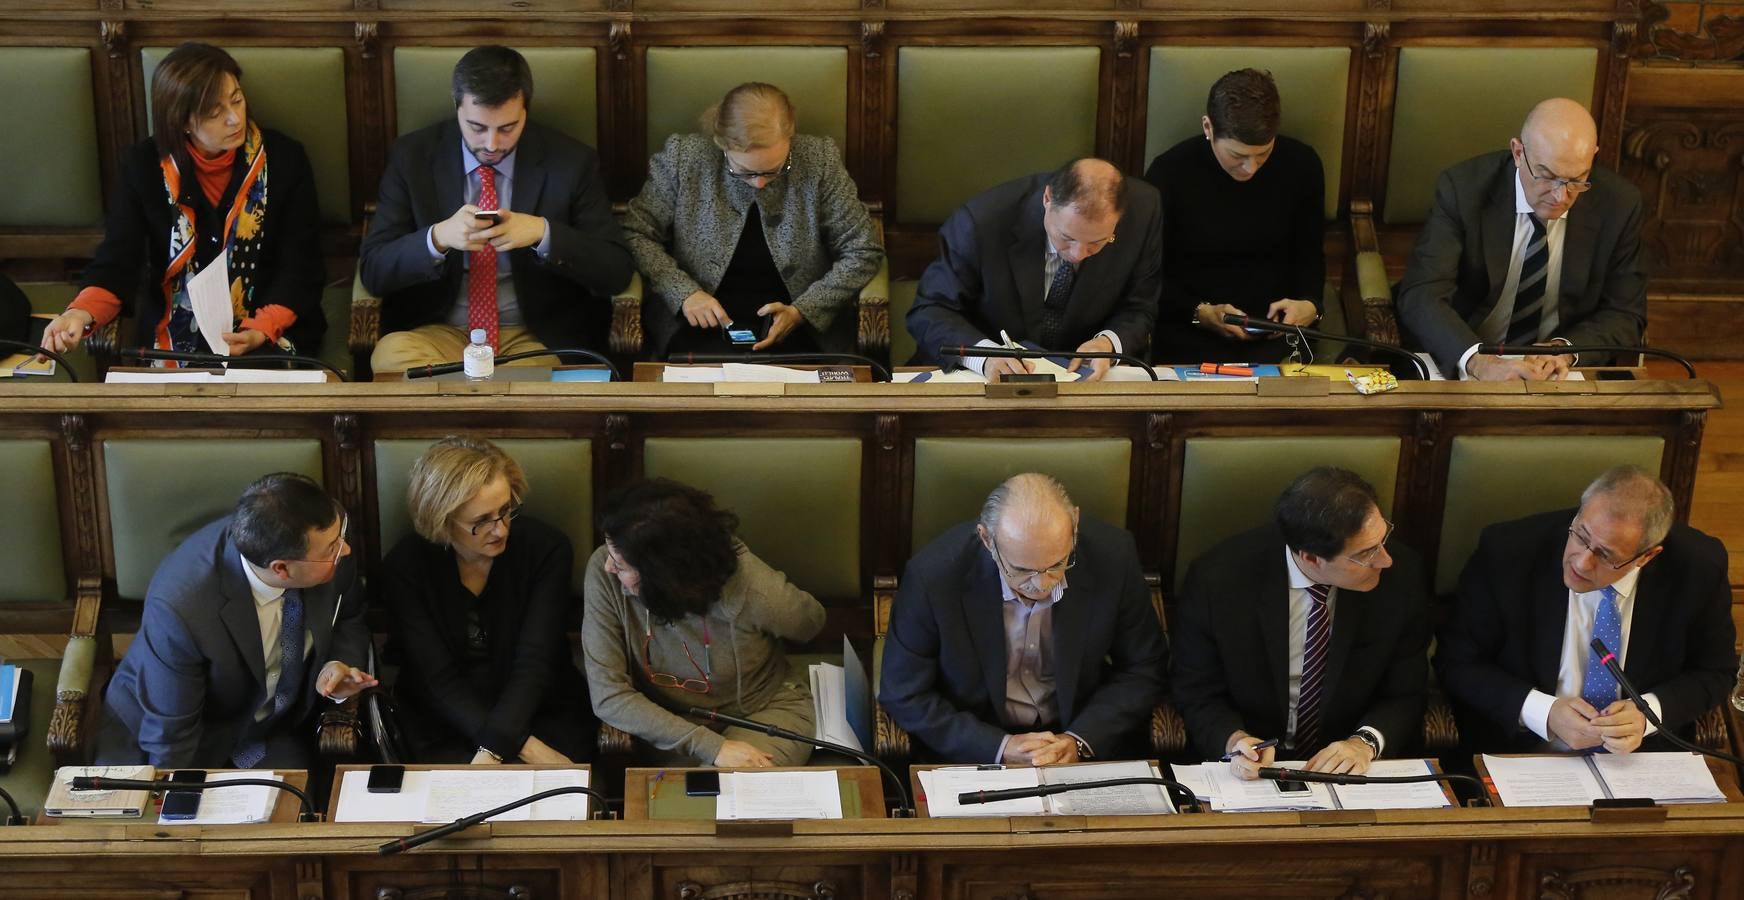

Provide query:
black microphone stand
left=0, top=338, right=80, bottom=382
left=1591, top=638, right=1744, bottom=767
left=942, top=345, right=1159, bottom=381
left=70, top=775, right=322, bottom=822
left=404, top=347, right=621, bottom=382
left=377, top=785, right=610, bottom=855
left=119, top=347, right=347, bottom=382
left=688, top=706, right=915, bottom=818
left=668, top=352, right=892, bottom=383
left=956, top=776, right=1200, bottom=814
left=1257, top=766, right=1490, bottom=807
left=1220, top=314, right=1432, bottom=381
left=1475, top=344, right=1697, bottom=379
left=0, top=785, right=23, bottom=825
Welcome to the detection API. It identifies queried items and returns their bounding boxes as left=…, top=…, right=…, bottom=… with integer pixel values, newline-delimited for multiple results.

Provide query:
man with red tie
left=361, top=45, right=632, bottom=375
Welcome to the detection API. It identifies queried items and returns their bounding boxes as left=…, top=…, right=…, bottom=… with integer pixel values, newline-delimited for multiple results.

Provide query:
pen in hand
left=1220, top=737, right=1280, bottom=762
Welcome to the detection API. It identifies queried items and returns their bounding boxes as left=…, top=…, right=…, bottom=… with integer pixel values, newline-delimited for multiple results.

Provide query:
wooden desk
left=31, top=768, right=309, bottom=826
left=324, top=763, right=594, bottom=821
left=623, top=766, right=886, bottom=820
left=1475, top=753, right=1744, bottom=805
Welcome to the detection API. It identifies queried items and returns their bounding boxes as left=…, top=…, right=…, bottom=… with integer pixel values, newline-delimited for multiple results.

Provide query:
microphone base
left=4, top=816, right=26, bottom=826
left=297, top=812, right=325, bottom=823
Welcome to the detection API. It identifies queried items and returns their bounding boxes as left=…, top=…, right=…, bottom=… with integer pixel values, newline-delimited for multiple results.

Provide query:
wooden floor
left=1652, top=361, right=1743, bottom=599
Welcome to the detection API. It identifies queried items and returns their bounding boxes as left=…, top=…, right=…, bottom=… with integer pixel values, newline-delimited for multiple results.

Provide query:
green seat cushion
left=642, top=437, right=861, bottom=599
left=1176, top=436, right=1400, bottom=589
left=373, top=438, right=593, bottom=592
left=0, top=441, right=66, bottom=604
left=0, top=658, right=62, bottom=819
left=890, top=277, right=919, bottom=367
left=143, top=46, right=352, bottom=225
left=910, top=438, right=1131, bottom=554
left=0, top=48, right=100, bottom=227
left=895, top=46, right=1099, bottom=224
left=1144, top=46, right=1350, bottom=220
left=644, top=46, right=848, bottom=156
left=393, top=47, right=599, bottom=147
left=1435, top=435, right=1664, bottom=594
left=104, top=439, right=324, bottom=600
left=1383, top=47, right=1596, bottom=225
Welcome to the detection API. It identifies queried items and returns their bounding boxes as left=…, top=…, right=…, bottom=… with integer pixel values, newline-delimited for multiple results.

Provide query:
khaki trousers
left=371, top=323, right=548, bottom=375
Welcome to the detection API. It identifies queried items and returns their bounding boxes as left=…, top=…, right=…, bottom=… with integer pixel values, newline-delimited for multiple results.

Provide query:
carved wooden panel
left=1621, top=108, right=1744, bottom=295
left=654, top=863, right=875, bottom=900
left=1513, top=844, right=1726, bottom=900
left=333, top=854, right=591, bottom=900
left=929, top=847, right=1453, bottom=899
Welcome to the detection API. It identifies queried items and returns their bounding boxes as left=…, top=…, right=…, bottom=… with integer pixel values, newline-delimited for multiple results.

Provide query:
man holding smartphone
left=361, top=45, right=633, bottom=374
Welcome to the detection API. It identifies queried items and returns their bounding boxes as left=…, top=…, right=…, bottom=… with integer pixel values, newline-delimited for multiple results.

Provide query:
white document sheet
left=1197, top=761, right=1337, bottom=812
left=918, top=767, right=1045, bottom=818
left=527, top=768, right=594, bottom=820
left=333, top=768, right=593, bottom=823
left=333, top=770, right=432, bottom=822
left=1327, top=759, right=1455, bottom=810
left=104, top=368, right=326, bottom=384
left=661, top=366, right=725, bottom=383
left=1169, top=763, right=1217, bottom=803
left=716, top=770, right=843, bottom=820
left=158, top=771, right=282, bottom=825
left=1102, top=365, right=1179, bottom=382
left=1482, top=755, right=1608, bottom=807
left=809, top=662, right=864, bottom=753
left=423, top=769, right=537, bottom=823
left=1589, top=752, right=1726, bottom=804
left=186, top=250, right=234, bottom=356
left=1043, top=761, right=1174, bottom=816
left=893, top=369, right=986, bottom=383
left=720, top=363, right=822, bottom=383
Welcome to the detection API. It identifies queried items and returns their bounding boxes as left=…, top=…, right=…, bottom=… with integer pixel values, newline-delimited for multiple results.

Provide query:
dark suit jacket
left=360, top=119, right=634, bottom=351
left=1172, top=524, right=1431, bottom=760
left=97, top=516, right=372, bottom=768
left=1397, top=150, right=1647, bottom=375
left=1435, top=509, right=1737, bottom=753
left=381, top=515, right=593, bottom=762
left=905, top=173, right=1162, bottom=365
left=878, top=517, right=1169, bottom=762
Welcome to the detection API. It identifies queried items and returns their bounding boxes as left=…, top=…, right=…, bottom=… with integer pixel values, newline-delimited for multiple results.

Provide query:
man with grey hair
left=1437, top=465, right=1735, bottom=754
left=879, top=473, right=1167, bottom=763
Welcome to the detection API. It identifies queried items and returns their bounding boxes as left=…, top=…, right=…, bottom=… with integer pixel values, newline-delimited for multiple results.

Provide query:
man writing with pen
left=1171, top=468, right=1431, bottom=779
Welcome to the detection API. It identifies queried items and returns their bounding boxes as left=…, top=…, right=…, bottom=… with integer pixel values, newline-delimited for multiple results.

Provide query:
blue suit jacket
left=878, top=517, right=1168, bottom=762
left=97, top=516, right=372, bottom=768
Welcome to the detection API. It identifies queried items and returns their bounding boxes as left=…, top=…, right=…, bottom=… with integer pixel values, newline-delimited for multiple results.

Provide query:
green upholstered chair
left=889, top=278, right=920, bottom=367
left=908, top=437, right=1131, bottom=554
left=1433, top=435, right=1663, bottom=595
left=641, top=437, right=862, bottom=601
left=372, top=438, right=594, bottom=592
left=0, top=657, right=65, bottom=819
left=0, top=441, right=67, bottom=605
left=102, top=439, right=324, bottom=601
left=0, top=48, right=101, bottom=229
left=894, top=46, right=1100, bottom=226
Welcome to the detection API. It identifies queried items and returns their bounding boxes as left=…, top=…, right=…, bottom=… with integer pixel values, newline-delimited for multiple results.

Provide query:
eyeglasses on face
left=1567, top=520, right=1652, bottom=570
left=989, top=527, right=1079, bottom=587
left=1518, top=142, right=1593, bottom=195
left=726, top=156, right=792, bottom=182
left=466, top=503, right=522, bottom=536
left=1342, top=520, right=1395, bottom=568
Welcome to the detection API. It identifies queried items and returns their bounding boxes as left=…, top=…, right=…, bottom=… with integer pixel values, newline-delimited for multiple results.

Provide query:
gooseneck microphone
left=956, top=776, right=1200, bottom=814
left=0, top=339, right=80, bottom=382
left=70, top=775, right=321, bottom=822
left=1590, top=638, right=1744, bottom=766
left=1256, top=766, right=1489, bottom=806
left=118, top=347, right=347, bottom=382
left=669, top=352, right=893, bottom=383
left=1474, top=344, right=1696, bottom=379
left=0, top=785, right=23, bottom=825
left=688, top=706, right=914, bottom=817
left=1220, top=314, right=1432, bottom=381
left=405, top=347, right=621, bottom=381
left=942, top=345, right=1159, bottom=381
left=377, top=784, right=609, bottom=855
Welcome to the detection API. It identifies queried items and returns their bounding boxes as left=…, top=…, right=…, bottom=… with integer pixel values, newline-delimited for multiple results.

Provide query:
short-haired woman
left=381, top=437, right=594, bottom=764
left=582, top=478, right=826, bottom=767
left=623, top=81, right=883, bottom=359
left=41, top=42, right=325, bottom=362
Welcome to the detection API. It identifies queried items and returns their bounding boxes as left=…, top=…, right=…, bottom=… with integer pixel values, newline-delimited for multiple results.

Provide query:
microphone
left=668, top=352, right=892, bottom=383
left=1589, top=638, right=1744, bottom=766
left=942, top=345, right=1159, bottom=381
left=0, top=785, right=23, bottom=825
left=687, top=706, right=914, bottom=817
left=118, top=347, right=347, bottom=382
left=956, top=776, right=1201, bottom=813
left=0, top=339, right=81, bottom=382
left=1220, top=314, right=1431, bottom=381
left=1474, top=344, right=1695, bottom=379
left=1257, top=766, right=1489, bottom=806
left=70, top=775, right=322, bottom=822
left=377, top=784, right=608, bottom=855
left=405, top=347, right=621, bottom=381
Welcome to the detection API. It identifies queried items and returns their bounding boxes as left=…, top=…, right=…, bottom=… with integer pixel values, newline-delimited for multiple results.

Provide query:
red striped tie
left=1295, top=583, right=1332, bottom=752
left=466, top=165, right=500, bottom=348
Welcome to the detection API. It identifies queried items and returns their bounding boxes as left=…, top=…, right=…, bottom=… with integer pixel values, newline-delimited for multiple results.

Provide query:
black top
left=668, top=204, right=815, bottom=355
left=1144, top=135, right=1325, bottom=363
left=381, top=515, right=590, bottom=762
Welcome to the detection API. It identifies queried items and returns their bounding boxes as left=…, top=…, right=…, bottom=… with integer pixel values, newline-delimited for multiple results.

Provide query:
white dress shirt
left=1518, top=565, right=1663, bottom=745
left=240, top=554, right=314, bottom=724
left=1282, top=548, right=1386, bottom=754
left=1457, top=172, right=1568, bottom=378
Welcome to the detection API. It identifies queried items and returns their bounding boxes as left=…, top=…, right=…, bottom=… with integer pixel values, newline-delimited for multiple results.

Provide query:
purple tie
left=1295, top=583, right=1332, bottom=752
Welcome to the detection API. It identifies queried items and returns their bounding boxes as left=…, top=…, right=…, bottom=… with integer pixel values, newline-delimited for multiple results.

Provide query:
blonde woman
left=380, top=436, right=594, bottom=764
left=623, top=81, right=883, bottom=358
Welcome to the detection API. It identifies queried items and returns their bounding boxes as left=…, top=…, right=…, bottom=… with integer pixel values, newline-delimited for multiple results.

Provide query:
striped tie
left=1505, top=214, right=1551, bottom=347
left=1295, top=583, right=1332, bottom=753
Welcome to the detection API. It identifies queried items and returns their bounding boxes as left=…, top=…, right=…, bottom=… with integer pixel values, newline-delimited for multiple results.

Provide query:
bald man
left=906, top=159, right=1163, bottom=381
left=1397, top=98, right=1647, bottom=381
left=879, top=474, right=1168, bottom=764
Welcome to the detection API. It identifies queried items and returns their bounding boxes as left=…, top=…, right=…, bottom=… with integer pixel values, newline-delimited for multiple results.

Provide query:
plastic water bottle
left=463, top=328, right=495, bottom=381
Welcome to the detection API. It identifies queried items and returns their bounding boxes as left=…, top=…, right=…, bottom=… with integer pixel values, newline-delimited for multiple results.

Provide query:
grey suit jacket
left=97, top=517, right=372, bottom=769
left=622, top=133, right=883, bottom=357
left=1397, top=150, right=1647, bottom=375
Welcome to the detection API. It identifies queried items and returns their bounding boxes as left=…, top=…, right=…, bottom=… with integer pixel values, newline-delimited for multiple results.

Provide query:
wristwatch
left=1070, top=734, right=1094, bottom=760
left=1349, top=730, right=1381, bottom=760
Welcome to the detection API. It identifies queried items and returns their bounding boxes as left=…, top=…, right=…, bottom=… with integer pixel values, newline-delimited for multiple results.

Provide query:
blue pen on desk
left=1219, top=738, right=1279, bottom=762
left=652, top=769, right=665, bottom=799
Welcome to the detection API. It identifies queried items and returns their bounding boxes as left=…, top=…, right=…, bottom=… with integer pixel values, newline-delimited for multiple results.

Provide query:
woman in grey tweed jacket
left=623, top=82, right=883, bottom=358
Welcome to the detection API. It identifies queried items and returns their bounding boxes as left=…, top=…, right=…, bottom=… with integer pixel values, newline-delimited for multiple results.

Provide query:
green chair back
left=894, top=46, right=1100, bottom=225
left=1175, top=436, right=1401, bottom=589
left=909, top=438, right=1131, bottom=554
left=1144, top=46, right=1351, bottom=220
left=644, top=46, right=848, bottom=156
left=642, top=437, right=862, bottom=599
left=393, top=47, right=599, bottom=147
left=0, top=48, right=101, bottom=227
left=1383, top=46, right=1597, bottom=225
left=373, top=438, right=593, bottom=592
left=890, top=278, right=919, bottom=367
left=0, top=441, right=67, bottom=604
left=103, top=439, right=324, bottom=600
left=1434, top=435, right=1664, bottom=594
left=143, top=46, right=352, bottom=225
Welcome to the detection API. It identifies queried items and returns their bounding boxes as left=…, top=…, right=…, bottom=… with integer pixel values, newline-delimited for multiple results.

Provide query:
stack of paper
left=808, top=637, right=871, bottom=754
left=1590, top=752, right=1726, bottom=804
left=716, top=770, right=843, bottom=820
left=158, top=771, right=283, bottom=825
left=43, top=765, right=155, bottom=817
left=661, top=363, right=824, bottom=384
left=1483, top=753, right=1725, bottom=807
left=104, top=369, right=327, bottom=384
left=331, top=768, right=593, bottom=823
left=918, top=760, right=1175, bottom=817
left=1170, top=759, right=1453, bottom=812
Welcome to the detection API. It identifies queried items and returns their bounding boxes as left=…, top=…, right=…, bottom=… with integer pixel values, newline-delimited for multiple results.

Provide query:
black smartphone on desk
left=723, top=322, right=759, bottom=347
left=161, top=769, right=207, bottom=820
left=685, top=770, right=721, bottom=797
left=1271, top=777, right=1312, bottom=796
left=367, top=764, right=406, bottom=794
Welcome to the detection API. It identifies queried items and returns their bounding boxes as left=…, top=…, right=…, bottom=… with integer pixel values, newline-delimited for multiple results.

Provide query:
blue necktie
left=234, top=589, right=305, bottom=768
left=1036, top=260, right=1075, bottom=350
left=1505, top=215, right=1550, bottom=346
left=1581, top=586, right=1622, bottom=712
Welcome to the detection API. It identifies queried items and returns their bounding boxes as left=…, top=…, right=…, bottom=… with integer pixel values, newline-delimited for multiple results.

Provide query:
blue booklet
left=0, top=663, right=17, bottom=723
left=1173, top=364, right=1283, bottom=380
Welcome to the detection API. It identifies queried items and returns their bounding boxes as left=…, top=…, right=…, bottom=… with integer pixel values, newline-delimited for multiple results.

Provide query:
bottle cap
left=470, top=328, right=487, bottom=344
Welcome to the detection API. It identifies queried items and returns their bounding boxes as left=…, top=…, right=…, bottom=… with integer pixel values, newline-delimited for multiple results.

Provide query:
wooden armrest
left=874, top=705, right=911, bottom=771
left=1422, top=696, right=1460, bottom=753
left=598, top=721, right=635, bottom=757
left=348, top=263, right=382, bottom=357
left=857, top=213, right=890, bottom=357
left=1150, top=703, right=1187, bottom=757
left=317, top=695, right=364, bottom=760
left=610, top=272, right=644, bottom=358
left=1346, top=200, right=1403, bottom=347
left=1694, top=704, right=1729, bottom=754
left=47, top=634, right=100, bottom=766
